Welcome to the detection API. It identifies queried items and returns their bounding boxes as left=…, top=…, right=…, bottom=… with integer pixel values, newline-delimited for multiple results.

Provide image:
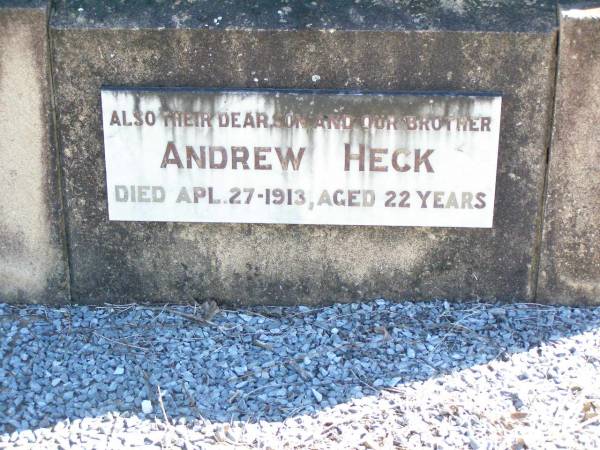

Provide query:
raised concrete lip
left=48, top=27, right=558, bottom=39
left=0, top=0, right=47, bottom=8
left=49, top=1, right=558, bottom=33
left=101, top=85, right=504, bottom=98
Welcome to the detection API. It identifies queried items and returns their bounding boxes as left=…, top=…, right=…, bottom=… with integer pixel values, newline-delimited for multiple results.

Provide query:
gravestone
left=50, top=0, right=557, bottom=305
left=538, top=2, right=600, bottom=304
left=0, top=0, right=69, bottom=304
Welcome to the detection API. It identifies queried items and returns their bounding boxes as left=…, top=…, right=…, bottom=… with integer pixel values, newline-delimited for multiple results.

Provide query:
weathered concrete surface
left=50, top=0, right=557, bottom=32
left=51, top=1, right=557, bottom=305
left=0, top=1, right=69, bottom=304
left=538, top=2, right=600, bottom=305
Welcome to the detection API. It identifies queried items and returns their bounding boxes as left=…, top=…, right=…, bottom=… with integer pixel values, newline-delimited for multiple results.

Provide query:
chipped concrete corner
left=538, top=2, right=600, bottom=304
left=0, top=3, right=69, bottom=304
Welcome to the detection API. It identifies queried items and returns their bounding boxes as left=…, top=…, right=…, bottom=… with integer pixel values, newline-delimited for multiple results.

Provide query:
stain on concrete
left=0, top=5, right=69, bottom=304
left=538, top=2, right=600, bottom=305
left=50, top=3, right=557, bottom=305
left=49, top=0, right=557, bottom=33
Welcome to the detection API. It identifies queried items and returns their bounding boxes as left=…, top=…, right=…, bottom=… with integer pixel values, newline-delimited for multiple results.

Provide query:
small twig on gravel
left=252, top=338, right=273, bottom=351
left=166, top=308, right=216, bottom=326
left=221, top=309, right=270, bottom=319
left=100, top=302, right=138, bottom=308
left=149, top=304, right=169, bottom=324
left=350, top=369, right=379, bottom=393
left=287, top=360, right=311, bottom=381
left=247, top=306, right=286, bottom=319
left=311, top=321, right=333, bottom=331
left=141, top=370, right=155, bottom=404
left=156, top=385, right=171, bottom=426
left=416, top=357, right=438, bottom=374
left=514, top=302, right=560, bottom=309
left=181, top=383, right=211, bottom=428
left=321, top=421, right=342, bottom=436
left=287, top=306, right=328, bottom=318
left=383, top=386, right=405, bottom=395
left=324, top=312, right=359, bottom=322
left=101, top=303, right=136, bottom=319
left=578, top=415, right=600, bottom=431
left=65, top=307, right=72, bottom=335
left=430, top=321, right=498, bottom=353
left=228, top=390, right=241, bottom=404
left=282, top=405, right=308, bottom=420
left=92, top=331, right=148, bottom=351
left=243, top=383, right=284, bottom=399
left=217, top=323, right=245, bottom=333
left=141, top=301, right=220, bottom=326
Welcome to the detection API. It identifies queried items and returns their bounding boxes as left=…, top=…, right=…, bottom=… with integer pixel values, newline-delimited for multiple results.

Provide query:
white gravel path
left=1, top=299, right=599, bottom=449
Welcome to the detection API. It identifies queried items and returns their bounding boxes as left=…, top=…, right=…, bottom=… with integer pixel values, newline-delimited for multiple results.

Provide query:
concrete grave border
left=0, top=0, right=598, bottom=305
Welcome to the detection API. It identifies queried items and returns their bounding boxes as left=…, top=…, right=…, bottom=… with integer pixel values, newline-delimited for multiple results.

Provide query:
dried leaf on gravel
left=373, top=326, right=390, bottom=341
left=167, top=300, right=220, bottom=325
left=511, top=436, right=528, bottom=450
left=196, top=300, right=220, bottom=321
left=582, top=401, right=597, bottom=421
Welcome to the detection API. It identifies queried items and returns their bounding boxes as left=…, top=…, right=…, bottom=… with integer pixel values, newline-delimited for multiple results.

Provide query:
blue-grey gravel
left=0, top=299, right=599, bottom=449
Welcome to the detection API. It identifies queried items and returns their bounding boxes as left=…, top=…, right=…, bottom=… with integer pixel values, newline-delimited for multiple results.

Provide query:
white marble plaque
left=101, top=88, right=501, bottom=227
